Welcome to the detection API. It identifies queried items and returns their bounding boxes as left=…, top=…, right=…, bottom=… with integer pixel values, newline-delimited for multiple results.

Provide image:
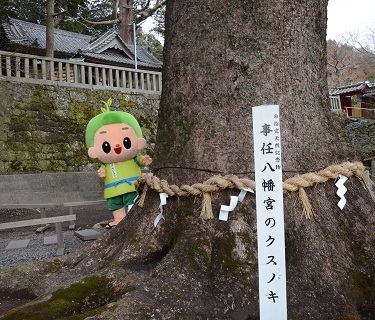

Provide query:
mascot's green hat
left=85, top=99, right=142, bottom=149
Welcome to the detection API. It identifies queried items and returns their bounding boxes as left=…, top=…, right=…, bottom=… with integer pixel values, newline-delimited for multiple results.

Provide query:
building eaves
left=85, top=29, right=119, bottom=51
left=330, top=81, right=369, bottom=96
left=126, top=44, right=162, bottom=67
left=82, top=52, right=160, bottom=69
left=83, top=28, right=135, bottom=61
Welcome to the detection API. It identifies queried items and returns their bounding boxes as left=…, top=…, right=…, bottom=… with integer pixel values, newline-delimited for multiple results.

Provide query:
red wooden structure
left=329, top=82, right=369, bottom=116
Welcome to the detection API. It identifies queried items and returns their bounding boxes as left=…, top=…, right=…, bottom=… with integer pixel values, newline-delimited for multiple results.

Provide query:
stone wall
left=0, top=82, right=159, bottom=174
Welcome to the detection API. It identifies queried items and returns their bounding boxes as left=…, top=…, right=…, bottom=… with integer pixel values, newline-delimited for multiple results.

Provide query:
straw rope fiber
left=135, top=161, right=368, bottom=220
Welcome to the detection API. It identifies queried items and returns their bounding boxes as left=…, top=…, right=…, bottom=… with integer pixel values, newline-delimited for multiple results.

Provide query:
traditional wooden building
left=1, top=17, right=162, bottom=71
left=0, top=18, right=162, bottom=93
left=329, top=81, right=375, bottom=118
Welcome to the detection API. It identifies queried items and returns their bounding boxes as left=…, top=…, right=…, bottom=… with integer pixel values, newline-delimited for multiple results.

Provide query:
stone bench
left=0, top=171, right=105, bottom=253
left=0, top=214, right=76, bottom=256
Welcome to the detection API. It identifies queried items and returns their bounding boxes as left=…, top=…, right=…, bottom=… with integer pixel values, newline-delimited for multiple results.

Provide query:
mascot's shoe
left=105, top=223, right=117, bottom=229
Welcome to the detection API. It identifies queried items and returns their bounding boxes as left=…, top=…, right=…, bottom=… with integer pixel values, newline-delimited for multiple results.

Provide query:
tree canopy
left=0, top=0, right=86, bottom=29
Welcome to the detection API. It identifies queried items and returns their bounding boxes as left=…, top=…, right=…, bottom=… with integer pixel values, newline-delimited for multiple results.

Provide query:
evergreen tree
left=0, top=1, right=373, bottom=319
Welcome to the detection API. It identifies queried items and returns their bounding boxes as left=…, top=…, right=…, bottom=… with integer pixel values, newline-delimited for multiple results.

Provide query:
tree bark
left=155, top=0, right=341, bottom=182
left=0, top=0, right=374, bottom=319
left=45, top=0, right=54, bottom=58
left=119, top=0, right=134, bottom=44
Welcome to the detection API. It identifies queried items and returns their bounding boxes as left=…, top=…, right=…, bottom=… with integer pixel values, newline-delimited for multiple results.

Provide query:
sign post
left=252, top=104, right=287, bottom=319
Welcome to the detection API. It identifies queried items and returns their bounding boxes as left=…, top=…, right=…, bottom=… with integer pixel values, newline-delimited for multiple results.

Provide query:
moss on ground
left=0, top=276, right=127, bottom=320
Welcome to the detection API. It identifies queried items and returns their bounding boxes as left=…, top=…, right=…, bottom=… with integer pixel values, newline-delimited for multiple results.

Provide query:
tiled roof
left=126, top=44, right=162, bottom=66
left=361, top=86, right=375, bottom=98
left=4, top=18, right=94, bottom=53
left=84, top=29, right=127, bottom=53
left=329, top=81, right=369, bottom=96
left=1, top=18, right=161, bottom=69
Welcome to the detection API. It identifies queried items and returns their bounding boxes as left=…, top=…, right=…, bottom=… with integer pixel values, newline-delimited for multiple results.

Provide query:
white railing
left=343, top=106, right=375, bottom=118
left=0, top=50, right=162, bottom=94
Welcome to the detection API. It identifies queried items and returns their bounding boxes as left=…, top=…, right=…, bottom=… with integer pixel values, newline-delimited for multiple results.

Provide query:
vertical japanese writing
left=252, top=105, right=287, bottom=320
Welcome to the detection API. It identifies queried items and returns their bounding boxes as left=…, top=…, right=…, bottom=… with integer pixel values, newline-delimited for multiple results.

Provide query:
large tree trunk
left=45, top=0, right=54, bottom=58
left=0, top=0, right=374, bottom=319
left=156, top=0, right=340, bottom=178
left=119, top=0, right=134, bottom=44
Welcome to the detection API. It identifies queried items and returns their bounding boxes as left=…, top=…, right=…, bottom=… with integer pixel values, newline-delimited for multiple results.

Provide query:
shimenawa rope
left=135, top=161, right=369, bottom=220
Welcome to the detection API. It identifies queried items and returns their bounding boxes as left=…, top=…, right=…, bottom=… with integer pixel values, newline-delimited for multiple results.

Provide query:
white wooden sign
left=252, top=105, right=287, bottom=319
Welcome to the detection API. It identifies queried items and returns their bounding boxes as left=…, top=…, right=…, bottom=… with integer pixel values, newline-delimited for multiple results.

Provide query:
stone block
left=74, top=229, right=101, bottom=241
left=5, top=239, right=30, bottom=249
left=43, top=235, right=57, bottom=245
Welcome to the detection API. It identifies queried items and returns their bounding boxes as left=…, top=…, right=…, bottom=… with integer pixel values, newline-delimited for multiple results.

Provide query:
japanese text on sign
left=252, top=105, right=287, bottom=320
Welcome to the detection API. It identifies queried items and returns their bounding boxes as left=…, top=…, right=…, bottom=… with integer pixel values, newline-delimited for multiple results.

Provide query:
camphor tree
left=0, top=0, right=374, bottom=319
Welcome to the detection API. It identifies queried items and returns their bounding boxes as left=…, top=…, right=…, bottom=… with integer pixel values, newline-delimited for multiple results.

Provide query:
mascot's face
left=88, top=123, right=146, bottom=163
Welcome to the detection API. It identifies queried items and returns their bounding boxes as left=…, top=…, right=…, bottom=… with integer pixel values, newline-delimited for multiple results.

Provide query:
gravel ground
left=0, top=205, right=111, bottom=267
left=0, top=205, right=114, bottom=314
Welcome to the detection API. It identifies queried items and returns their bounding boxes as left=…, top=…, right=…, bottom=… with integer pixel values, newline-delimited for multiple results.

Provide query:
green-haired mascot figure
left=85, top=98, right=152, bottom=229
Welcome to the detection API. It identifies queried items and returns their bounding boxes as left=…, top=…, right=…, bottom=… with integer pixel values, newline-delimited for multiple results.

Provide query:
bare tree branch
left=53, top=10, right=67, bottom=18
left=78, top=15, right=119, bottom=26
left=342, top=32, right=375, bottom=60
left=54, top=7, right=67, bottom=27
left=135, top=0, right=166, bottom=25
left=355, top=45, right=375, bottom=60
left=78, top=1, right=165, bottom=29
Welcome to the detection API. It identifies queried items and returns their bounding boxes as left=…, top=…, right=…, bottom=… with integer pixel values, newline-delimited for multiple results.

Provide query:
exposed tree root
left=0, top=180, right=374, bottom=319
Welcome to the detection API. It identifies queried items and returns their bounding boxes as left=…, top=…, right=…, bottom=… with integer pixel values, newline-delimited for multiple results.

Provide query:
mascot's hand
left=98, top=167, right=106, bottom=178
left=142, top=155, right=153, bottom=166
